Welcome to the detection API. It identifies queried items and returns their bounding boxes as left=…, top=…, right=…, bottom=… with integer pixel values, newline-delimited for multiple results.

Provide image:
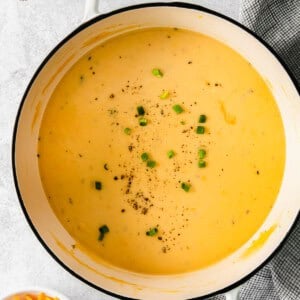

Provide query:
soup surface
left=38, top=28, right=285, bottom=274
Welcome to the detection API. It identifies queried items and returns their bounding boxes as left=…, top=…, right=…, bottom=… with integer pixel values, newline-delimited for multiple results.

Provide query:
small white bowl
left=2, top=287, right=69, bottom=300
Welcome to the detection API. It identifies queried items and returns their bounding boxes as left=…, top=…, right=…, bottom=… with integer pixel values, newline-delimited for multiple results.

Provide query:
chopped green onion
left=152, top=68, right=163, bottom=77
left=160, top=90, right=169, bottom=99
left=173, top=104, right=184, bottom=114
left=139, top=117, right=148, bottom=126
left=198, top=149, right=206, bottom=159
left=196, top=126, right=205, bottom=134
left=98, top=225, right=109, bottom=241
left=167, top=150, right=175, bottom=158
left=124, top=128, right=131, bottom=135
left=141, top=152, right=149, bottom=161
left=137, top=106, right=145, bottom=116
left=198, top=160, right=206, bottom=168
left=95, top=181, right=102, bottom=190
left=199, top=115, right=207, bottom=123
left=146, top=227, right=158, bottom=236
left=147, top=160, right=156, bottom=168
left=181, top=182, right=191, bottom=192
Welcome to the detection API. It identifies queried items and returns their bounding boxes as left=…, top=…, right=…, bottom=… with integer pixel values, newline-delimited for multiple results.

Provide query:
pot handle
left=224, top=286, right=241, bottom=300
left=83, top=0, right=100, bottom=22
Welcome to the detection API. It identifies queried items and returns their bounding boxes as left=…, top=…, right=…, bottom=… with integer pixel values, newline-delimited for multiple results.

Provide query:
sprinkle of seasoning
left=95, top=181, right=102, bottom=190
left=152, top=68, right=163, bottom=77
left=199, top=115, right=207, bottom=123
left=198, top=149, right=206, bottom=159
left=160, top=90, right=170, bottom=99
left=196, top=126, right=205, bottom=134
left=181, top=182, right=191, bottom=192
left=173, top=104, right=184, bottom=114
left=167, top=150, right=175, bottom=159
left=147, top=160, right=156, bottom=168
left=139, top=117, right=148, bottom=126
left=198, top=160, right=206, bottom=168
left=141, top=152, right=149, bottom=161
left=146, top=227, right=158, bottom=236
left=104, top=163, right=109, bottom=170
left=98, top=225, right=109, bottom=241
left=137, top=106, right=145, bottom=116
left=124, top=127, right=131, bottom=135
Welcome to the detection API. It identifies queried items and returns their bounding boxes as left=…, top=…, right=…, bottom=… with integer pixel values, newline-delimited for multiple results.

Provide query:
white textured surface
left=0, top=1, right=240, bottom=299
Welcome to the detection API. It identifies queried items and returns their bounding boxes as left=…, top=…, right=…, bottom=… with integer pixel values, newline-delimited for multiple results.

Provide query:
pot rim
left=12, top=2, right=300, bottom=300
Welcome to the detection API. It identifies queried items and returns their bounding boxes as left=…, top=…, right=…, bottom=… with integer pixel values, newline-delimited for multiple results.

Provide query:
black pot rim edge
left=12, top=2, right=300, bottom=300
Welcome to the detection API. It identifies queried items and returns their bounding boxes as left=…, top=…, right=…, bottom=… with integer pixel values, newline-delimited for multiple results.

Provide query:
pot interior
left=14, top=5, right=300, bottom=299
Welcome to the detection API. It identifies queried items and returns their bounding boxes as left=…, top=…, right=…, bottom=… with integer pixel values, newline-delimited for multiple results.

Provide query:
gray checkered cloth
left=210, top=1, right=300, bottom=299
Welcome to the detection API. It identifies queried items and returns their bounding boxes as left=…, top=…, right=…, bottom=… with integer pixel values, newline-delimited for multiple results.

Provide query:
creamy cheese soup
left=38, top=28, right=285, bottom=274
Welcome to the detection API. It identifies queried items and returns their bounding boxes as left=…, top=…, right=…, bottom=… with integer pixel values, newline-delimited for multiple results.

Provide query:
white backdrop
left=0, top=1, right=240, bottom=299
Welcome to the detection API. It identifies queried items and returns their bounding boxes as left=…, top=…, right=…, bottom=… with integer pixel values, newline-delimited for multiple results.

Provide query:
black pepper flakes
left=128, top=144, right=134, bottom=152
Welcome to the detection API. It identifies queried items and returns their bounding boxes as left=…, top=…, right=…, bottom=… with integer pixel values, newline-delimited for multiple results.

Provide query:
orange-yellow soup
left=38, top=28, right=285, bottom=274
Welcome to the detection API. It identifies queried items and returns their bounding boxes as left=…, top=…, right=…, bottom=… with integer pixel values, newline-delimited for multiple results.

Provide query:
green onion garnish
left=146, top=227, right=158, bottom=236
left=181, top=182, right=191, bottom=192
left=199, top=115, right=207, bottom=123
left=95, top=181, right=102, bottom=190
left=152, top=68, right=163, bottom=77
left=98, top=225, right=109, bottom=241
left=198, top=160, right=206, bottom=168
left=198, top=149, right=206, bottom=159
left=139, top=117, right=148, bottom=126
left=147, top=160, right=156, bottom=168
left=137, top=106, right=145, bottom=116
left=167, top=150, right=175, bottom=158
left=124, top=128, right=131, bottom=135
left=160, top=90, right=169, bottom=99
left=141, top=152, right=149, bottom=161
left=173, top=104, right=184, bottom=114
left=196, top=126, right=205, bottom=134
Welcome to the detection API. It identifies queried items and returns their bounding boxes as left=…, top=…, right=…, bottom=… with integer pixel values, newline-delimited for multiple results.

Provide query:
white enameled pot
left=12, top=1, right=300, bottom=299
